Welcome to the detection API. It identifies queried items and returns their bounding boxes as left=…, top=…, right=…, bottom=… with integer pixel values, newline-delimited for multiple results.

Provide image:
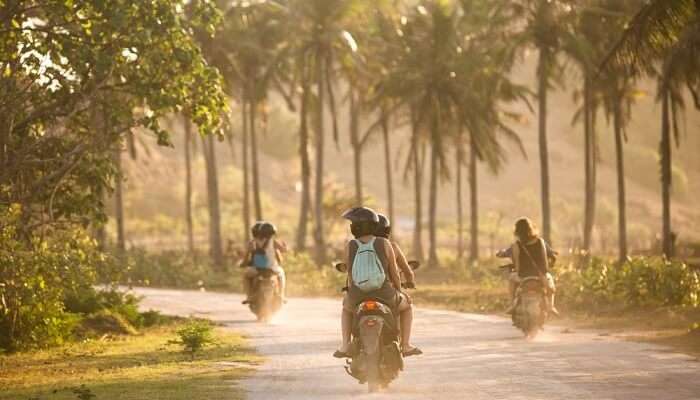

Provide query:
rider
left=334, top=207, right=420, bottom=358
left=242, top=221, right=287, bottom=304
left=505, top=217, right=559, bottom=316
left=374, top=213, right=422, bottom=356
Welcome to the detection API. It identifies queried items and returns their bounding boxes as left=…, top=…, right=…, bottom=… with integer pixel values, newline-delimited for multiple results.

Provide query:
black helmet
left=375, top=213, right=391, bottom=238
left=259, top=222, right=277, bottom=238
left=251, top=221, right=265, bottom=238
left=341, top=206, right=379, bottom=223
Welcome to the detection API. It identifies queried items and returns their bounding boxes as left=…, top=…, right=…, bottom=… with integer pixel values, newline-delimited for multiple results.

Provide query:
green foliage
left=0, top=205, right=103, bottom=351
left=120, top=248, right=223, bottom=289
left=168, top=320, right=216, bottom=359
left=557, top=257, right=700, bottom=310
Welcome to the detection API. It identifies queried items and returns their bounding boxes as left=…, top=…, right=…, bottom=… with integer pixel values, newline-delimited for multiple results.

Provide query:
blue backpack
left=251, top=239, right=272, bottom=269
left=351, top=238, right=386, bottom=292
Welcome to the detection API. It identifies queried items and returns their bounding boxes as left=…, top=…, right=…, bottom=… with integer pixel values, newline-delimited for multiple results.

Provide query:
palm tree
left=201, top=133, right=224, bottom=268
left=458, top=0, right=531, bottom=262
left=604, top=0, right=700, bottom=257
left=455, top=133, right=465, bottom=259
left=182, top=115, right=195, bottom=253
left=287, top=0, right=367, bottom=263
left=505, top=0, right=574, bottom=244
left=375, top=2, right=464, bottom=267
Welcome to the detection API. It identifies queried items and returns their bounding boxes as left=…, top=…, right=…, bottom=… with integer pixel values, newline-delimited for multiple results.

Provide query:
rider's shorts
left=342, top=281, right=408, bottom=313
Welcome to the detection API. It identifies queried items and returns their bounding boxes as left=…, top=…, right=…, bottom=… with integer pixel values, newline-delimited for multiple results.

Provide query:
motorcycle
left=499, top=262, right=547, bottom=339
left=334, top=261, right=419, bottom=393
left=249, top=269, right=283, bottom=322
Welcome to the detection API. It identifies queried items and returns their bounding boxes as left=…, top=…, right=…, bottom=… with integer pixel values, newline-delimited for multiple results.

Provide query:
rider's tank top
left=517, top=238, right=547, bottom=279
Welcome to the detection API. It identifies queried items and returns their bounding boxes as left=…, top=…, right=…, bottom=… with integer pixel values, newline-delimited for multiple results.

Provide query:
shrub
left=168, top=320, right=216, bottom=359
left=555, top=257, right=700, bottom=311
left=0, top=205, right=103, bottom=351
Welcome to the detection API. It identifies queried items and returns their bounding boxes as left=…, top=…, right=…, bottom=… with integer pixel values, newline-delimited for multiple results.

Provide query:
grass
left=0, top=323, right=259, bottom=400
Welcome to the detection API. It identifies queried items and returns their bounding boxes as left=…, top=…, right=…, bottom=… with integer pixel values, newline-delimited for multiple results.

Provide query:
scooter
left=249, top=269, right=283, bottom=322
left=334, top=261, right=419, bottom=393
left=498, top=260, right=547, bottom=339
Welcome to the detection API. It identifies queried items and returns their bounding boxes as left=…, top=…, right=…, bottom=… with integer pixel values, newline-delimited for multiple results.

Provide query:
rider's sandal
left=333, top=350, right=350, bottom=358
left=402, top=347, right=423, bottom=357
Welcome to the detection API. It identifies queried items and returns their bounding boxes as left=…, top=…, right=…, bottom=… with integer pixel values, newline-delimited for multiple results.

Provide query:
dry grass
left=0, top=324, right=259, bottom=400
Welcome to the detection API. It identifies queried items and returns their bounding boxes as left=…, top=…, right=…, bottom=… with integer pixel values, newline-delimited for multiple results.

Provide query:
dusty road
left=136, top=287, right=699, bottom=400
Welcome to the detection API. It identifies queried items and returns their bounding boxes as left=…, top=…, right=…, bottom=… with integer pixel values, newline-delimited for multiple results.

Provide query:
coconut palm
left=502, top=0, right=575, bottom=244
left=604, top=0, right=700, bottom=257
left=287, top=0, right=369, bottom=262
left=457, top=0, right=531, bottom=262
left=376, top=1, right=528, bottom=266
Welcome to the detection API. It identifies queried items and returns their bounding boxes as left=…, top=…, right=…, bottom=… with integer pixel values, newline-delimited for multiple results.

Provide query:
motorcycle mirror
left=334, top=262, right=348, bottom=273
left=408, top=260, right=420, bottom=270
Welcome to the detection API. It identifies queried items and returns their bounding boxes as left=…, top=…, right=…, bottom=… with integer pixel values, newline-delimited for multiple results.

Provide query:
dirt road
left=135, top=287, right=699, bottom=400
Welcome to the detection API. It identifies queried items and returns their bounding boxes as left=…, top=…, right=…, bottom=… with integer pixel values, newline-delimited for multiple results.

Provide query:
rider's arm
left=345, top=240, right=354, bottom=284
left=240, top=240, right=255, bottom=268
left=511, top=242, right=520, bottom=272
left=539, top=239, right=549, bottom=275
left=274, top=239, right=288, bottom=253
left=392, top=242, right=415, bottom=284
left=381, top=239, right=402, bottom=290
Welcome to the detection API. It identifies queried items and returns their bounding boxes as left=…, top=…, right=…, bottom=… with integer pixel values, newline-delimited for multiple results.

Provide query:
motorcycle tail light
left=361, top=301, right=378, bottom=311
left=365, top=319, right=378, bottom=327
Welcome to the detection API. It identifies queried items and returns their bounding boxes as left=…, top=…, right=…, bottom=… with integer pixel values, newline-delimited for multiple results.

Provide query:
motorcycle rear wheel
left=366, top=352, right=381, bottom=393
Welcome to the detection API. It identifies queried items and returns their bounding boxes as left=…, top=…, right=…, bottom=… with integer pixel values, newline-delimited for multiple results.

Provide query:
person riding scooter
left=374, top=213, right=421, bottom=356
left=333, top=207, right=420, bottom=358
left=503, top=217, right=559, bottom=316
left=241, top=221, right=287, bottom=305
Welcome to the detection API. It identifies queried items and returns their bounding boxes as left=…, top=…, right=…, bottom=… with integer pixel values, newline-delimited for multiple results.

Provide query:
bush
left=78, top=309, right=138, bottom=336
left=168, top=320, right=216, bottom=359
left=0, top=205, right=104, bottom=351
left=556, top=257, right=700, bottom=311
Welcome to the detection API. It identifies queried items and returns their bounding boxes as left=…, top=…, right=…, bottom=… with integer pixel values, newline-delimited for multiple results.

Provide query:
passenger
left=242, top=221, right=287, bottom=304
left=505, top=217, right=559, bottom=316
left=333, top=207, right=419, bottom=358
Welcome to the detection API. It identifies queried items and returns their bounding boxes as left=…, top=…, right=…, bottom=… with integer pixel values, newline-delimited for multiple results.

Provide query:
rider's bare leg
left=242, top=267, right=257, bottom=302
left=399, top=295, right=421, bottom=355
left=339, top=308, right=353, bottom=353
left=399, top=305, right=413, bottom=351
left=505, top=272, right=519, bottom=313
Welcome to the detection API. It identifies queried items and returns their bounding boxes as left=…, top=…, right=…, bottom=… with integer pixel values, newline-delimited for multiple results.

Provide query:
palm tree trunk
left=249, top=100, right=263, bottom=221
left=660, top=91, right=673, bottom=258
left=411, top=111, right=424, bottom=261
left=113, top=147, right=125, bottom=253
left=183, top=116, right=195, bottom=254
left=583, top=74, right=594, bottom=252
left=537, top=50, right=552, bottom=244
left=613, top=97, right=627, bottom=262
left=241, top=99, right=251, bottom=243
left=313, top=59, right=327, bottom=263
left=350, top=90, right=362, bottom=205
left=381, top=110, right=395, bottom=225
left=469, top=142, right=478, bottom=262
left=202, top=134, right=224, bottom=268
left=428, top=114, right=440, bottom=268
left=456, top=146, right=464, bottom=259
left=296, top=74, right=312, bottom=251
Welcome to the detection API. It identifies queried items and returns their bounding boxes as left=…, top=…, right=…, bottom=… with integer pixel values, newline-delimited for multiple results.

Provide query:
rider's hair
left=374, top=223, right=391, bottom=238
left=514, top=217, right=537, bottom=242
left=350, top=221, right=376, bottom=238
